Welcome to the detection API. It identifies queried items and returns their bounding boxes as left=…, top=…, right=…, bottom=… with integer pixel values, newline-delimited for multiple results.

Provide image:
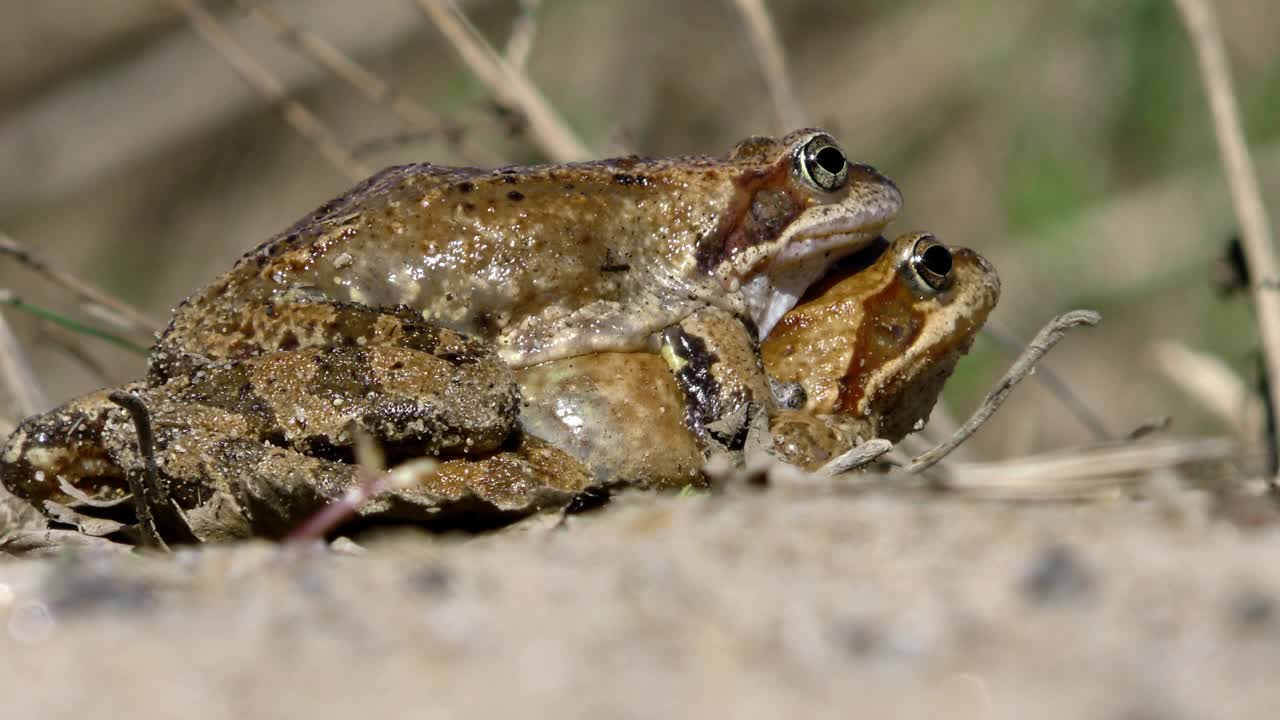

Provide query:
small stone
left=1020, top=544, right=1094, bottom=606
left=407, top=563, right=453, bottom=595
left=1229, top=587, right=1275, bottom=631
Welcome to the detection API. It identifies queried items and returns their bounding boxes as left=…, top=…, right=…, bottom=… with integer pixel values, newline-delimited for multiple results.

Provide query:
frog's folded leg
left=102, top=420, right=590, bottom=542
left=2, top=341, right=595, bottom=543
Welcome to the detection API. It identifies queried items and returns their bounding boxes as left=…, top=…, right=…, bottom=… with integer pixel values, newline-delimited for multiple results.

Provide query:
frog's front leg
left=660, top=306, right=774, bottom=451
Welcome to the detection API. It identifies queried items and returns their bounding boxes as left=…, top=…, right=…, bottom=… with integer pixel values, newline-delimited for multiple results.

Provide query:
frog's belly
left=515, top=353, right=703, bottom=488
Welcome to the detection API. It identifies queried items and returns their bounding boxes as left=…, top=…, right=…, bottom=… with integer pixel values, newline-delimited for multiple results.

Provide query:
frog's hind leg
left=0, top=383, right=145, bottom=521
left=104, top=411, right=591, bottom=542
left=111, top=343, right=588, bottom=541
left=149, top=299, right=497, bottom=383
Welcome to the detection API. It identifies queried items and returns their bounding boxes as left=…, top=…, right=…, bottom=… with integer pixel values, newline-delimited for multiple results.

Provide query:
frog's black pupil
left=921, top=244, right=953, bottom=276
left=814, top=145, right=846, bottom=174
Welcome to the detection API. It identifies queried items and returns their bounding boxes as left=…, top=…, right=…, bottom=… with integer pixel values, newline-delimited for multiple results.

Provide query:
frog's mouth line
left=745, top=227, right=889, bottom=340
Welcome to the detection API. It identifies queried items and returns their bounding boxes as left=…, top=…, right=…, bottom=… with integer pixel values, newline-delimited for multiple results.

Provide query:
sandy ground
left=3, top=482, right=1280, bottom=719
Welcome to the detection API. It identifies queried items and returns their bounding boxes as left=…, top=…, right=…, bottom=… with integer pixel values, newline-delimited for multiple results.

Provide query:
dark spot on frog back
left=507, top=190, right=525, bottom=201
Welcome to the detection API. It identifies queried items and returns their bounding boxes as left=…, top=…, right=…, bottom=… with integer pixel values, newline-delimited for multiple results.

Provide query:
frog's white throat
left=743, top=254, right=833, bottom=341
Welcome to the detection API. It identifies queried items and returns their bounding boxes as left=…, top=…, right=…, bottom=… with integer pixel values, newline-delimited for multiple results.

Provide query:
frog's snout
left=847, top=162, right=899, bottom=194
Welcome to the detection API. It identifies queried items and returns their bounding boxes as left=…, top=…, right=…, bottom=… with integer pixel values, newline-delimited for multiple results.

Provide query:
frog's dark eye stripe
left=796, top=135, right=849, bottom=192
left=910, top=235, right=954, bottom=292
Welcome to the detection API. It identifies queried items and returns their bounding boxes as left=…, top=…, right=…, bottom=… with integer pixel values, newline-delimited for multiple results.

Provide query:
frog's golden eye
left=796, top=135, right=849, bottom=192
left=910, top=235, right=954, bottom=292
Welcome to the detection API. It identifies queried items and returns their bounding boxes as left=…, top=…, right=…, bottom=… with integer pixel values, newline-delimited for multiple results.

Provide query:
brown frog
left=519, top=233, right=1001, bottom=481
left=1, top=129, right=902, bottom=541
left=763, top=232, right=1001, bottom=469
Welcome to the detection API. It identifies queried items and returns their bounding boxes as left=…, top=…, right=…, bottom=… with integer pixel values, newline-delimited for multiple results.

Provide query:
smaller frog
left=763, top=232, right=1000, bottom=469
left=520, top=232, right=1001, bottom=479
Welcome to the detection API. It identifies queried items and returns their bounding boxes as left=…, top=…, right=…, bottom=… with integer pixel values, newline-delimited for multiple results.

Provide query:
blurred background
left=0, top=0, right=1276, bottom=460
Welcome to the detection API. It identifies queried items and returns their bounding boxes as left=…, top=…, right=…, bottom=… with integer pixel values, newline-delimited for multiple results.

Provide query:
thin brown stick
left=0, top=231, right=160, bottom=335
left=983, top=321, right=1112, bottom=441
left=1172, top=0, right=1280, bottom=485
left=908, top=310, right=1102, bottom=474
left=107, top=391, right=170, bottom=551
left=415, top=0, right=591, bottom=162
left=727, top=0, right=806, bottom=132
left=0, top=309, right=47, bottom=418
left=235, top=0, right=497, bottom=166
left=170, top=0, right=372, bottom=181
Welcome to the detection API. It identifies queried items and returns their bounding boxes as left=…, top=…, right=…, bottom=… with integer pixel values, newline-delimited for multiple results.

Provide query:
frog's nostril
left=847, top=163, right=894, bottom=187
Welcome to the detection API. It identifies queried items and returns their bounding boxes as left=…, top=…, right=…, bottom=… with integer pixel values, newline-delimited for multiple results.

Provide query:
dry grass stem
left=908, top=310, right=1103, bottom=474
left=35, top=325, right=114, bottom=386
left=983, top=322, right=1112, bottom=441
left=727, top=0, right=806, bottom=131
left=505, top=0, right=541, bottom=70
left=170, top=0, right=371, bottom=181
left=941, top=436, right=1235, bottom=500
left=0, top=231, right=160, bottom=335
left=1172, top=0, right=1280, bottom=484
left=1152, top=340, right=1263, bottom=437
left=108, top=390, right=171, bottom=550
left=820, top=438, right=893, bottom=476
left=0, top=309, right=48, bottom=419
left=415, top=0, right=591, bottom=162
left=235, top=0, right=497, bottom=166
left=283, top=429, right=433, bottom=544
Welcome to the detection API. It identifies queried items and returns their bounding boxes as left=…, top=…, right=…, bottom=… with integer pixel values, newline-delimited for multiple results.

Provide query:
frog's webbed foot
left=766, top=409, right=879, bottom=472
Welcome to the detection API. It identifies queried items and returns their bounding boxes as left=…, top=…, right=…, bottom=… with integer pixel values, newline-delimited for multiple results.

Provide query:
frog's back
left=159, top=155, right=743, bottom=369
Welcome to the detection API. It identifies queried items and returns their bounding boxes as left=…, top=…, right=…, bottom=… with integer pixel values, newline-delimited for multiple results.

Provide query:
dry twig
left=170, top=0, right=372, bottom=181
left=819, top=438, right=893, bottom=476
left=108, top=390, right=171, bottom=550
left=939, top=436, right=1235, bottom=501
left=726, top=0, right=806, bottom=132
left=234, top=0, right=498, bottom=166
left=1172, top=0, right=1280, bottom=485
left=504, top=0, right=541, bottom=70
left=1152, top=340, right=1263, bottom=438
left=415, top=0, right=591, bottom=162
left=908, top=310, right=1102, bottom=475
left=0, top=231, right=160, bottom=335
left=284, top=429, right=438, bottom=544
left=0, top=309, right=46, bottom=419
left=983, top=321, right=1111, bottom=441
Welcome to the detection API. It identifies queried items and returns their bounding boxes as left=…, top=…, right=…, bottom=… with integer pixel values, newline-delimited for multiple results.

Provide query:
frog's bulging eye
left=910, top=235, right=954, bottom=292
left=797, top=136, right=849, bottom=192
